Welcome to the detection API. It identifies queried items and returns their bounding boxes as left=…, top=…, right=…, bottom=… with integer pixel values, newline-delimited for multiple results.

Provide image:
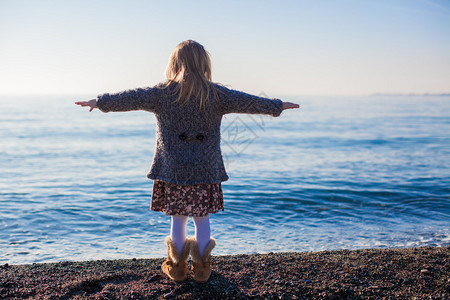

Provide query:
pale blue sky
left=0, top=0, right=449, bottom=96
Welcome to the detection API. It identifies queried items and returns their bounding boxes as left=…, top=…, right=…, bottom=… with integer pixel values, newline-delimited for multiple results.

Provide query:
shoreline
left=1, top=246, right=448, bottom=299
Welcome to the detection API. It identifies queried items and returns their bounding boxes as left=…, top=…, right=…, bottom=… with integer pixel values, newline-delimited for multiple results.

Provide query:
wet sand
left=1, top=246, right=448, bottom=299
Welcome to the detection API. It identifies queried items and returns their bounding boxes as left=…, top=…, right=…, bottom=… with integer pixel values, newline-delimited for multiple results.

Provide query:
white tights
left=170, top=215, right=210, bottom=257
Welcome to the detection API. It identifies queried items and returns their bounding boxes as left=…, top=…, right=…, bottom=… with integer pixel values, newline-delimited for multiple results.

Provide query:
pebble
left=164, top=292, right=172, bottom=299
left=261, top=263, right=266, bottom=267
left=420, top=269, right=430, bottom=274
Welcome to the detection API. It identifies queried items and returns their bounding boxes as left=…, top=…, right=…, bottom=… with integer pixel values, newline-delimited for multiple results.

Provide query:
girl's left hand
left=75, top=99, right=98, bottom=112
left=282, top=102, right=300, bottom=110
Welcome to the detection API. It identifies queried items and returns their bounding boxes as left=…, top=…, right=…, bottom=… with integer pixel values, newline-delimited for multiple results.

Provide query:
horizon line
left=0, top=92, right=450, bottom=98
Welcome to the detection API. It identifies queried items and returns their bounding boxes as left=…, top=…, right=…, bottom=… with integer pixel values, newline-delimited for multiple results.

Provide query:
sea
left=1, top=94, right=449, bottom=265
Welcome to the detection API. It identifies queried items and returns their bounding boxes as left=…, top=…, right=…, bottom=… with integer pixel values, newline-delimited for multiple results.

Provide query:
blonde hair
left=164, top=40, right=218, bottom=109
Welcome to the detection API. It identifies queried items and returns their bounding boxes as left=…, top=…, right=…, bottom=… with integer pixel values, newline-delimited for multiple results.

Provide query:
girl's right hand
left=282, top=102, right=300, bottom=110
left=75, top=99, right=98, bottom=112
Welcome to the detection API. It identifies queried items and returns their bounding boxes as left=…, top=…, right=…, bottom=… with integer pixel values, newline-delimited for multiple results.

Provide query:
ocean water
left=0, top=94, right=449, bottom=265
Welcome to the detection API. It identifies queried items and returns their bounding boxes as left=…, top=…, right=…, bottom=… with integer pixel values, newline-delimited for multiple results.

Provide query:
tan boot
left=161, top=236, right=191, bottom=282
left=189, top=237, right=216, bottom=283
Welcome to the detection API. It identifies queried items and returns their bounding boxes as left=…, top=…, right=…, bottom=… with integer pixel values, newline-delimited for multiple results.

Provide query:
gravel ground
left=0, top=246, right=448, bottom=299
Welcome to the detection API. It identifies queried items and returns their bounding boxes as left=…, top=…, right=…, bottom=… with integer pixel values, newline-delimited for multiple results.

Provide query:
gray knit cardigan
left=96, top=83, right=283, bottom=185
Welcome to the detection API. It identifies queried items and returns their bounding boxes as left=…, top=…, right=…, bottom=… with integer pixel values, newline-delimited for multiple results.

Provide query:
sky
left=0, top=0, right=449, bottom=96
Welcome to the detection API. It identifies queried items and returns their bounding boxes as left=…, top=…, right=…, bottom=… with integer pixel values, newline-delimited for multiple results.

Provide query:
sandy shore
left=1, top=246, right=448, bottom=299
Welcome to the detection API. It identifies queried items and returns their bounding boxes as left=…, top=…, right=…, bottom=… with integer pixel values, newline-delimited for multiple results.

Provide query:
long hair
left=164, top=40, right=218, bottom=109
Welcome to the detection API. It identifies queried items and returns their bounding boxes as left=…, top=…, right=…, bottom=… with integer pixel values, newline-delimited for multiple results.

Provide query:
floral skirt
left=150, top=180, right=224, bottom=217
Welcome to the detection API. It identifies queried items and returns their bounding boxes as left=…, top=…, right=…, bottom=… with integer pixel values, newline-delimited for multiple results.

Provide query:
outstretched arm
left=217, top=85, right=299, bottom=116
left=75, top=99, right=98, bottom=112
left=75, top=87, right=161, bottom=113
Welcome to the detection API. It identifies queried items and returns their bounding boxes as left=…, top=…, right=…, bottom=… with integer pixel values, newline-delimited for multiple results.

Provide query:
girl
left=76, top=40, right=299, bottom=283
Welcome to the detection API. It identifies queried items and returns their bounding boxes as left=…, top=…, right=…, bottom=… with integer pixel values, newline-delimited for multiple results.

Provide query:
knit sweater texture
left=96, top=83, right=283, bottom=185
